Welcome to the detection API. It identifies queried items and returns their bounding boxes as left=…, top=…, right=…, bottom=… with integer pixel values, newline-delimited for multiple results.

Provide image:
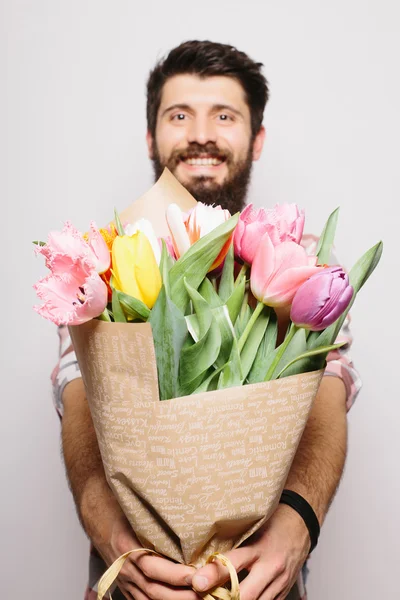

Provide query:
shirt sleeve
left=50, top=325, right=82, bottom=419
left=323, top=313, right=362, bottom=411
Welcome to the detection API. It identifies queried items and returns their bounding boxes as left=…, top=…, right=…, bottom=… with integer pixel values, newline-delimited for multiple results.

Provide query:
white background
left=1, top=1, right=399, bottom=598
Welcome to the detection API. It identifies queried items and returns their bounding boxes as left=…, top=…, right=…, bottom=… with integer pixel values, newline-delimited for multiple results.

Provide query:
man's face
left=147, top=74, right=265, bottom=213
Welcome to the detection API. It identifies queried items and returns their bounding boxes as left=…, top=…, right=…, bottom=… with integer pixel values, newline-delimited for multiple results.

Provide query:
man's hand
left=62, top=378, right=198, bottom=600
left=190, top=505, right=309, bottom=600
left=99, top=516, right=199, bottom=600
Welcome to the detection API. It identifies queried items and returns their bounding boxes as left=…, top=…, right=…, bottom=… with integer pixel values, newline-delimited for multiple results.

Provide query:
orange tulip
left=166, top=202, right=232, bottom=271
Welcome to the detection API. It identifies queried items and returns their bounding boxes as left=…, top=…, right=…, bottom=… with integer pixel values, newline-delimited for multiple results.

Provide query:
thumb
left=191, top=547, right=257, bottom=592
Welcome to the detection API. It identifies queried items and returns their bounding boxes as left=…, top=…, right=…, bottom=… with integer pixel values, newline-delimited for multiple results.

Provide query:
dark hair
left=146, top=40, right=269, bottom=139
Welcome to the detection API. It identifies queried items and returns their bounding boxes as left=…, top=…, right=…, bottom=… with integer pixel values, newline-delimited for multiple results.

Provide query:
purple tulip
left=290, top=266, right=354, bottom=331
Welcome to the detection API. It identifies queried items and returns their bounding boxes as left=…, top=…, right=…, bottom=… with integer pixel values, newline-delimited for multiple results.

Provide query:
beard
left=151, top=141, right=254, bottom=214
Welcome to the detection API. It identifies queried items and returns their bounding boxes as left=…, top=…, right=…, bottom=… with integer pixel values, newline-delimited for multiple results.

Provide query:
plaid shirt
left=51, top=235, right=361, bottom=599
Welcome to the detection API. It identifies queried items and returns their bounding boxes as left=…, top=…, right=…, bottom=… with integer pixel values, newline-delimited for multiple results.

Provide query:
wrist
left=279, top=489, right=320, bottom=553
left=273, top=503, right=311, bottom=548
left=80, top=474, right=141, bottom=566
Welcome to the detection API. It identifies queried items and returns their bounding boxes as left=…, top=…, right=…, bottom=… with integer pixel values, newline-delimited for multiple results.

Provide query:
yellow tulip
left=111, top=232, right=162, bottom=308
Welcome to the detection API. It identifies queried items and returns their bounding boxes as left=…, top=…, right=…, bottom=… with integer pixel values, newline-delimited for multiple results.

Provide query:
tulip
left=111, top=232, right=162, bottom=308
left=290, top=266, right=354, bottom=331
left=233, top=204, right=271, bottom=265
left=264, top=203, right=305, bottom=247
left=166, top=202, right=231, bottom=270
left=34, top=257, right=108, bottom=325
left=234, top=202, right=305, bottom=264
left=125, top=218, right=161, bottom=265
left=95, top=225, right=118, bottom=300
left=159, top=235, right=176, bottom=260
left=36, top=221, right=110, bottom=274
left=250, top=233, right=321, bottom=308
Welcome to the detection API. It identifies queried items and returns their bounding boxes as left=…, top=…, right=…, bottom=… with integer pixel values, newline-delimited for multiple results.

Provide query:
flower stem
left=234, top=263, right=248, bottom=288
left=264, top=322, right=298, bottom=381
left=98, top=307, right=112, bottom=322
left=237, top=301, right=264, bottom=352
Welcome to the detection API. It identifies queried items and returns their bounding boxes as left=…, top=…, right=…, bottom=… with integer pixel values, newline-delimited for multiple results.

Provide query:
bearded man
left=55, top=40, right=360, bottom=600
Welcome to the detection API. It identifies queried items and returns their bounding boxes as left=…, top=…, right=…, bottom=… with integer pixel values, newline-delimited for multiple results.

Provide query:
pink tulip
left=290, top=266, right=354, bottom=331
left=158, top=235, right=176, bottom=260
left=264, top=203, right=305, bottom=246
left=36, top=221, right=110, bottom=274
left=234, top=203, right=305, bottom=265
left=250, top=233, right=322, bottom=307
left=34, top=256, right=108, bottom=326
left=166, top=202, right=231, bottom=270
left=233, top=204, right=271, bottom=265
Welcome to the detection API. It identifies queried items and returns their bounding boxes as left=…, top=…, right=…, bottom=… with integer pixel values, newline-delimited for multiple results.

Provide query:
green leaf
left=117, top=291, right=150, bottom=321
left=192, top=363, right=227, bottom=394
left=240, top=306, right=271, bottom=381
left=159, top=240, right=171, bottom=297
left=185, top=304, right=237, bottom=370
left=148, top=286, right=188, bottom=400
left=235, top=302, right=252, bottom=339
left=212, top=305, right=238, bottom=368
left=114, top=207, right=125, bottom=236
left=179, top=318, right=221, bottom=395
left=32, top=240, right=46, bottom=246
left=269, top=327, right=308, bottom=380
left=178, top=280, right=222, bottom=395
left=247, top=312, right=278, bottom=383
left=226, top=275, right=246, bottom=325
left=184, top=279, right=213, bottom=338
left=111, top=288, right=127, bottom=323
left=217, top=331, right=243, bottom=390
left=312, top=240, right=383, bottom=350
left=349, top=240, right=383, bottom=293
left=217, top=356, right=242, bottom=389
left=215, top=305, right=243, bottom=390
left=198, top=278, right=223, bottom=308
left=276, top=342, right=346, bottom=379
left=97, top=308, right=112, bottom=322
left=169, top=213, right=239, bottom=312
left=306, top=330, right=320, bottom=349
left=316, top=207, right=340, bottom=265
left=185, top=314, right=200, bottom=342
left=218, top=244, right=235, bottom=302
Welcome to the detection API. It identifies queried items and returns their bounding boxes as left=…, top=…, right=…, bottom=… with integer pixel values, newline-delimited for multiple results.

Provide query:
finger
left=192, top=546, right=258, bottom=592
left=124, top=582, right=151, bottom=600
left=237, top=562, right=276, bottom=600
left=122, top=561, right=200, bottom=600
left=257, top=573, right=292, bottom=600
left=135, top=553, right=196, bottom=587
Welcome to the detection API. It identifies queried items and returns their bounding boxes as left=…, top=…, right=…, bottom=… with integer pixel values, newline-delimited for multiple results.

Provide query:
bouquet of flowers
left=33, top=169, right=382, bottom=599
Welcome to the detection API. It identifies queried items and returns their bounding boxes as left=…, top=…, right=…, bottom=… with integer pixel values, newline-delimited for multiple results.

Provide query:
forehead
left=158, top=74, right=249, bottom=115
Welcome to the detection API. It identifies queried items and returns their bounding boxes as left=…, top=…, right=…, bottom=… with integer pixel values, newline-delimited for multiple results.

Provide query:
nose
left=186, top=116, right=217, bottom=145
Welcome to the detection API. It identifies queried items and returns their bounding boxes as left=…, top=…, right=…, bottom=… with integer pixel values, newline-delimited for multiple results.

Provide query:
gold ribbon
left=97, top=549, right=240, bottom=600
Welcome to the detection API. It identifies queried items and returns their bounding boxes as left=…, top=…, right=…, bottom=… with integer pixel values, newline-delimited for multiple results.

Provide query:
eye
left=218, top=114, right=233, bottom=122
left=172, top=113, right=186, bottom=121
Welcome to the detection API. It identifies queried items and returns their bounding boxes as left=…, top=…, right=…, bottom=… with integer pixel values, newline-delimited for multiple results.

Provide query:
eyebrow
left=161, top=104, right=192, bottom=117
left=212, top=104, right=244, bottom=118
left=161, top=103, right=244, bottom=118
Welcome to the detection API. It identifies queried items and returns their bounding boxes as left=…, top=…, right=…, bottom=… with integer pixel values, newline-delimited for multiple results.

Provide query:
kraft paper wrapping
left=69, top=169, right=323, bottom=570
left=69, top=319, right=323, bottom=567
left=118, top=168, right=196, bottom=237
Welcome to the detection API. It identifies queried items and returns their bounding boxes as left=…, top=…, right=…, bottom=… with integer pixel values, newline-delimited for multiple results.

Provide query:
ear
left=146, top=131, right=154, bottom=159
left=252, top=126, right=266, bottom=161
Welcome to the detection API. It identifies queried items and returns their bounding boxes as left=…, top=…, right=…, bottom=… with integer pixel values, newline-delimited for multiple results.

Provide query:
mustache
left=168, top=143, right=233, bottom=165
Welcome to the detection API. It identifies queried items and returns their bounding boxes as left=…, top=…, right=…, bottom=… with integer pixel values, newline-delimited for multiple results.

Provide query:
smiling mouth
left=180, top=154, right=226, bottom=167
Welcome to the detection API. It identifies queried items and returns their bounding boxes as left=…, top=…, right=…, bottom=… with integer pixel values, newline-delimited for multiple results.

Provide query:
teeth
left=184, top=158, right=223, bottom=166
